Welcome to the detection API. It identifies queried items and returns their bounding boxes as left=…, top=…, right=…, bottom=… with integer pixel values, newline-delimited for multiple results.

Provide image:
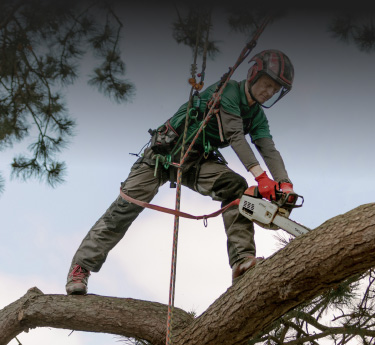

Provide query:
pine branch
left=283, top=326, right=375, bottom=345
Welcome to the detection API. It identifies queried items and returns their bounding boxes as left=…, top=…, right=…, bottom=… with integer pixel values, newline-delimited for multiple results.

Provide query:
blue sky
left=1, top=4, right=374, bottom=345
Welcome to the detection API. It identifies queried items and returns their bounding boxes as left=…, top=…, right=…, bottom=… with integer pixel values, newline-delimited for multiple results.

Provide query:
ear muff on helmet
left=247, top=49, right=294, bottom=108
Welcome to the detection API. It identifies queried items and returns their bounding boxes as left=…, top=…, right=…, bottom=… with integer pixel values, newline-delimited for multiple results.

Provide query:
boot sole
left=66, top=283, right=88, bottom=295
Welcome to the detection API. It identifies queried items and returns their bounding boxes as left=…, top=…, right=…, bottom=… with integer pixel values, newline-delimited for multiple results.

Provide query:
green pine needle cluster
left=0, top=0, right=134, bottom=192
left=329, top=13, right=375, bottom=53
left=249, top=267, right=375, bottom=344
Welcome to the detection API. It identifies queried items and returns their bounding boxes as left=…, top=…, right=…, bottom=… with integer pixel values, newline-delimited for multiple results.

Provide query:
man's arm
left=220, top=107, right=260, bottom=171
left=220, top=108, right=278, bottom=179
left=220, top=108, right=292, bottom=200
left=248, top=164, right=264, bottom=178
left=253, top=137, right=292, bottom=184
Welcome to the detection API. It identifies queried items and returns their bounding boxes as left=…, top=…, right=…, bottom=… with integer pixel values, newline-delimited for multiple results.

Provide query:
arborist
left=66, top=49, right=296, bottom=294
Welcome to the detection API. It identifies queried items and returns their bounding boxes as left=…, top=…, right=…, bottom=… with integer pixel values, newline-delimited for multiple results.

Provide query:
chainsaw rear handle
left=244, top=186, right=304, bottom=209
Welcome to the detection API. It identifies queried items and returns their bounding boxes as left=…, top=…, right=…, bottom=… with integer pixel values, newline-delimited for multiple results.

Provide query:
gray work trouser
left=71, top=149, right=256, bottom=272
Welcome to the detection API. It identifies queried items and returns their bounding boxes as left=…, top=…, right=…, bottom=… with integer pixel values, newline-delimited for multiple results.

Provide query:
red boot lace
left=69, top=265, right=90, bottom=282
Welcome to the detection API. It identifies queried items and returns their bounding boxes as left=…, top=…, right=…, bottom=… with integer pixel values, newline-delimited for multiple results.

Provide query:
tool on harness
left=188, top=76, right=204, bottom=91
left=149, top=121, right=179, bottom=155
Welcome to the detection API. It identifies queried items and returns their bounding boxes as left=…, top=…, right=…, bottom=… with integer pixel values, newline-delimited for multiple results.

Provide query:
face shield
left=258, top=86, right=290, bottom=108
left=248, top=68, right=292, bottom=108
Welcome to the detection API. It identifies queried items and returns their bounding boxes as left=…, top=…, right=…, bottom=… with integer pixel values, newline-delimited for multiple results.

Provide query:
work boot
left=66, top=264, right=90, bottom=295
left=232, top=255, right=264, bottom=284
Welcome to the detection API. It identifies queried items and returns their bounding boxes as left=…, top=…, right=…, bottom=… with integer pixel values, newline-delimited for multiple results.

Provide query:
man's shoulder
left=225, top=80, right=241, bottom=92
left=222, top=80, right=241, bottom=101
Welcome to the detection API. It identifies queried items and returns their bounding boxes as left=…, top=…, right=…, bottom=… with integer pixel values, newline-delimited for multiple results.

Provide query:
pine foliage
left=172, top=4, right=219, bottom=60
left=0, top=0, right=133, bottom=191
left=248, top=238, right=375, bottom=345
left=329, top=13, right=375, bottom=53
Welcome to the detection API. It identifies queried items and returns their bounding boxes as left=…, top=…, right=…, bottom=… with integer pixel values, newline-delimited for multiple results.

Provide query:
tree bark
left=0, top=287, right=193, bottom=345
left=1, top=203, right=375, bottom=345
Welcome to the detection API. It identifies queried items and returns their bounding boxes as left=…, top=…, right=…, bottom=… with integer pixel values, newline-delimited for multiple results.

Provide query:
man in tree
left=66, top=49, right=295, bottom=294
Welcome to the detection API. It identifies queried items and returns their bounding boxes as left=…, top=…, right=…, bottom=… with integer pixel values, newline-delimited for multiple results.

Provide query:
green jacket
left=168, top=79, right=272, bottom=149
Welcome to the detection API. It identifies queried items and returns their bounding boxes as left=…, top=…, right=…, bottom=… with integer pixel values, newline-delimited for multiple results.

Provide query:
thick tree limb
left=173, top=203, right=375, bottom=344
left=1, top=203, right=374, bottom=345
left=0, top=287, right=193, bottom=345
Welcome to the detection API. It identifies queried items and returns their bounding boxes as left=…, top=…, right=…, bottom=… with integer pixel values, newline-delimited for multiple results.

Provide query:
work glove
left=280, top=182, right=294, bottom=194
left=280, top=182, right=295, bottom=203
left=254, top=171, right=279, bottom=201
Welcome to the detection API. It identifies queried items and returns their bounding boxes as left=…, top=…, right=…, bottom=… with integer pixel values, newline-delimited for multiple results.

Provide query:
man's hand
left=280, top=182, right=295, bottom=202
left=254, top=171, right=279, bottom=201
left=280, top=182, right=294, bottom=194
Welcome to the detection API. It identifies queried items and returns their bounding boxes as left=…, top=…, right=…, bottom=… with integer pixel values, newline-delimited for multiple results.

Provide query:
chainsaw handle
left=244, top=185, right=262, bottom=198
left=281, top=193, right=304, bottom=209
left=245, top=185, right=280, bottom=200
left=244, top=186, right=304, bottom=210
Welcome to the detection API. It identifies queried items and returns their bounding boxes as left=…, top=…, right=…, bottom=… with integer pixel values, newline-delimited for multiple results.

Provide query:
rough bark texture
left=0, top=287, right=193, bottom=345
left=1, top=203, right=374, bottom=345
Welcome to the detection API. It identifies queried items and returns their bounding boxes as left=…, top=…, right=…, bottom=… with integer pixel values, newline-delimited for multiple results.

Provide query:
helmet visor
left=260, top=86, right=290, bottom=108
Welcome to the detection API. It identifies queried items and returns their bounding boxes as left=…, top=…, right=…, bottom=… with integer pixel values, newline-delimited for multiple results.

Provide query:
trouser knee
left=212, top=172, right=248, bottom=202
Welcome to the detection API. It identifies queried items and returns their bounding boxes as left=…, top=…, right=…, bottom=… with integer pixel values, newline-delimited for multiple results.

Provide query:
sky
left=1, top=3, right=375, bottom=345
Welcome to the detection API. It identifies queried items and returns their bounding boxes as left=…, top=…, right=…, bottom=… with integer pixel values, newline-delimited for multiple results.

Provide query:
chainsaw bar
left=272, top=214, right=310, bottom=236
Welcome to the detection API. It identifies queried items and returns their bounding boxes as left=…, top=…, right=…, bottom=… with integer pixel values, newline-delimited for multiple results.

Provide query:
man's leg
left=67, top=155, right=166, bottom=294
left=183, top=159, right=256, bottom=268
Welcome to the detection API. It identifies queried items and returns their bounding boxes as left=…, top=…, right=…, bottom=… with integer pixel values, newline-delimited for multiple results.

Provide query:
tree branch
left=0, top=287, right=193, bottom=345
left=173, top=203, right=375, bottom=344
left=283, top=326, right=375, bottom=345
left=1, top=203, right=375, bottom=345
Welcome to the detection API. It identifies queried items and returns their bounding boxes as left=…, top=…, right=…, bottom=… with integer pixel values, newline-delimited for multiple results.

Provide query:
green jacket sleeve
left=253, top=137, right=292, bottom=183
left=220, top=107, right=260, bottom=170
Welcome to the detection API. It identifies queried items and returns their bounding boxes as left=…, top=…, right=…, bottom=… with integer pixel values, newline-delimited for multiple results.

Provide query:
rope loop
left=189, top=108, right=199, bottom=121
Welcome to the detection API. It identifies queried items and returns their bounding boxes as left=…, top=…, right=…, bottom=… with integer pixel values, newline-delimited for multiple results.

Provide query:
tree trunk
left=1, top=203, right=374, bottom=345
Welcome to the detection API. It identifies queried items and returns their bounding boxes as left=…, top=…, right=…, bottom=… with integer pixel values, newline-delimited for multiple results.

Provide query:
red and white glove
left=280, top=182, right=294, bottom=194
left=255, top=171, right=279, bottom=201
left=280, top=182, right=295, bottom=202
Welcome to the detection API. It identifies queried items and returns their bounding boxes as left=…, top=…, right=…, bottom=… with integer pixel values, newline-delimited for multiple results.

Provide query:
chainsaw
left=238, top=186, right=310, bottom=237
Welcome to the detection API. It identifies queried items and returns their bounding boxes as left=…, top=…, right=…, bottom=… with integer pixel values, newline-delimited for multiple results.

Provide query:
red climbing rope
left=164, top=13, right=272, bottom=345
left=131, top=11, right=272, bottom=345
left=165, top=12, right=209, bottom=345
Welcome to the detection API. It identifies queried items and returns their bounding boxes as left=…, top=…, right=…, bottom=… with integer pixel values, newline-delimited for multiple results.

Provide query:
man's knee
left=212, top=172, right=248, bottom=201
